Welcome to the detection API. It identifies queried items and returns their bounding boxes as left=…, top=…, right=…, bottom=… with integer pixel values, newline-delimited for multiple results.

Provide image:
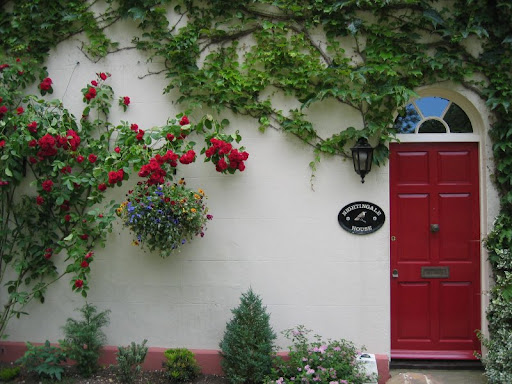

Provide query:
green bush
left=60, top=302, right=110, bottom=378
left=266, top=325, right=376, bottom=384
left=116, top=339, right=148, bottom=384
left=15, top=340, right=66, bottom=381
left=163, top=348, right=201, bottom=383
left=219, top=288, right=276, bottom=384
left=0, top=365, right=20, bottom=381
left=479, top=327, right=512, bottom=384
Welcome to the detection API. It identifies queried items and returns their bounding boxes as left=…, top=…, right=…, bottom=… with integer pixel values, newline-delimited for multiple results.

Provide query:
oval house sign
left=338, top=201, right=385, bottom=235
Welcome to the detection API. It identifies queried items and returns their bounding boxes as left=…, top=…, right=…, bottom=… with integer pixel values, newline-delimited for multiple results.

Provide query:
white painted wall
left=4, top=16, right=497, bottom=358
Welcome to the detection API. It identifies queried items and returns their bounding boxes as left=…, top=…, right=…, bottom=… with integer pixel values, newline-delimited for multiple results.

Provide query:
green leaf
left=423, top=9, right=445, bottom=27
left=63, top=233, right=74, bottom=241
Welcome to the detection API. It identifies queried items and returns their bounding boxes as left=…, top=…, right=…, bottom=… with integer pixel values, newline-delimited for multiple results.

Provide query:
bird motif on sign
left=354, top=211, right=367, bottom=223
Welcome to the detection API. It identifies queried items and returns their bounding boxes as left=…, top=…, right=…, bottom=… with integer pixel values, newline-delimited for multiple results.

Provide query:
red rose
left=98, top=183, right=107, bottom=191
left=179, top=149, right=196, bottom=165
left=76, top=155, right=85, bottom=163
left=64, top=214, right=71, bottom=222
left=85, top=87, right=97, bottom=101
left=179, top=115, right=190, bottom=125
left=80, top=234, right=89, bottom=240
left=81, top=261, right=89, bottom=268
left=123, top=96, right=130, bottom=105
left=114, top=147, right=120, bottom=153
left=28, top=156, right=37, bottom=164
left=57, top=129, right=81, bottom=151
left=36, top=196, right=44, bottom=205
left=99, top=72, right=107, bottom=80
left=28, top=139, right=36, bottom=147
left=91, top=80, right=98, bottom=86
left=85, top=251, right=94, bottom=259
left=37, top=134, right=57, bottom=157
left=75, top=279, right=83, bottom=288
left=216, top=158, right=228, bottom=172
left=60, top=165, right=72, bottom=174
left=130, top=123, right=138, bottom=131
left=136, top=129, right=144, bottom=141
left=108, top=169, right=124, bottom=184
left=0, top=105, right=7, bottom=117
left=44, top=247, right=53, bottom=259
left=27, top=121, right=37, bottom=134
left=88, top=154, right=97, bottom=163
left=60, top=201, right=70, bottom=211
left=42, top=179, right=54, bottom=192
left=16, top=107, right=24, bottom=115
left=39, top=77, right=53, bottom=91
left=0, top=140, right=5, bottom=148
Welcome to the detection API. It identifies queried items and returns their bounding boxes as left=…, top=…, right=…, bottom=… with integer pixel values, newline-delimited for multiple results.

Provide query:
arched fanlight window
left=394, top=97, right=473, bottom=134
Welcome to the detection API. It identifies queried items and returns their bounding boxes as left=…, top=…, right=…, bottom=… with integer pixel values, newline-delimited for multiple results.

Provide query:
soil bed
left=1, top=363, right=230, bottom=384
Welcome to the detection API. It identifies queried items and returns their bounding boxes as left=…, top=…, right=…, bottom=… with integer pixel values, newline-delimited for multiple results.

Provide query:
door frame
left=389, top=85, right=493, bottom=360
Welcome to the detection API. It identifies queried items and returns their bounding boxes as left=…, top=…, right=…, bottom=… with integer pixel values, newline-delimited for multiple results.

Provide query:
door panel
left=396, top=282, right=431, bottom=340
left=396, top=194, right=430, bottom=262
left=390, top=142, right=480, bottom=359
left=439, top=282, right=473, bottom=340
left=439, top=194, right=472, bottom=261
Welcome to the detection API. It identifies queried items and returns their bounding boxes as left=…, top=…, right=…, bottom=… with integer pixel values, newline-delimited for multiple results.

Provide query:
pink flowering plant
left=0, top=58, right=248, bottom=338
left=266, top=326, right=376, bottom=384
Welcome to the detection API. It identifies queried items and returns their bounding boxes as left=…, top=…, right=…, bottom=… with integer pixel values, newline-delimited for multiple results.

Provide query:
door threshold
left=391, top=349, right=479, bottom=360
left=390, top=359, right=483, bottom=370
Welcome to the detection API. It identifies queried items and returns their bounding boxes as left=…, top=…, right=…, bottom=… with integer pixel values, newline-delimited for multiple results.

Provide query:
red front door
left=390, top=142, right=481, bottom=359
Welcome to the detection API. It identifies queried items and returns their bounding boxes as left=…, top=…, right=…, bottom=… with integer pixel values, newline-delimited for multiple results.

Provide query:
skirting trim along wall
left=0, top=341, right=390, bottom=384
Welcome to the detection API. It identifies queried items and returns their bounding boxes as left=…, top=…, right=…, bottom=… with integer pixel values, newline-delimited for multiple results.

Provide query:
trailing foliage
left=15, top=340, right=66, bottom=381
left=163, top=348, right=201, bottom=383
left=60, top=302, right=110, bottom=378
left=220, top=288, right=276, bottom=384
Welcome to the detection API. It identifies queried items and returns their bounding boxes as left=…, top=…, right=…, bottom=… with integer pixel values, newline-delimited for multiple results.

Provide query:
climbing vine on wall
left=1, top=0, right=512, bottom=381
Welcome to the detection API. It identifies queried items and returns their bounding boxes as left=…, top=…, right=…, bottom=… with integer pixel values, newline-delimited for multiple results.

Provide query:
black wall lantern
left=351, top=138, right=374, bottom=183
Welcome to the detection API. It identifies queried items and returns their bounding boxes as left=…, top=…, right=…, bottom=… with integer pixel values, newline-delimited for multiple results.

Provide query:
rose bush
left=0, top=58, right=248, bottom=337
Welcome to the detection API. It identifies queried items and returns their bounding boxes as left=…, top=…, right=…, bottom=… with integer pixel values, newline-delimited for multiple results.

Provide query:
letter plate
left=421, top=266, right=450, bottom=279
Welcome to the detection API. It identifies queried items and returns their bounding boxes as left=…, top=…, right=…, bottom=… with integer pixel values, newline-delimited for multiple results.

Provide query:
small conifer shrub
left=60, top=303, right=110, bottom=378
left=219, top=288, right=277, bottom=384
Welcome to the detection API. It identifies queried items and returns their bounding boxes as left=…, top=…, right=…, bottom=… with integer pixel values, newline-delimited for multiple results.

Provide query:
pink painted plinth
left=0, top=342, right=389, bottom=383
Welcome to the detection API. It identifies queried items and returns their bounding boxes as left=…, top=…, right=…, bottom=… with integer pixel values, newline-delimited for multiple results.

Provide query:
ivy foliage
left=1, top=0, right=512, bottom=381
